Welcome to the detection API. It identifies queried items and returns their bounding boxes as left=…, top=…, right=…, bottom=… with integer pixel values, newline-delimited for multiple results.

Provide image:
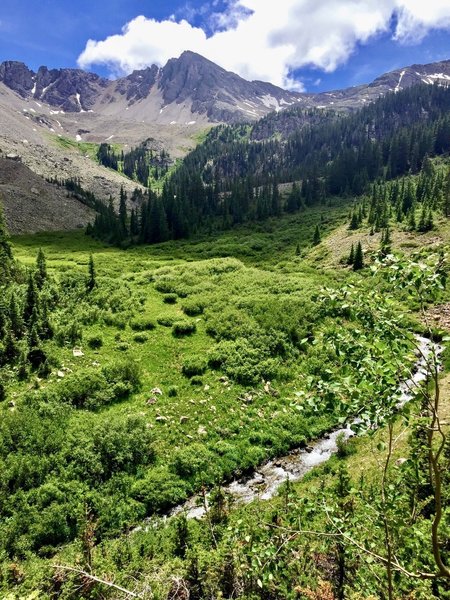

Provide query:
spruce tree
left=0, top=199, right=12, bottom=260
left=348, top=244, right=355, bottom=265
left=35, top=248, right=47, bottom=290
left=349, top=212, right=359, bottom=230
left=23, top=273, right=39, bottom=326
left=312, top=224, right=321, bottom=246
left=353, top=242, right=364, bottom=271
left=9, top=294, right=23, bottom=339
left=87, top=254, right=96, bottom=292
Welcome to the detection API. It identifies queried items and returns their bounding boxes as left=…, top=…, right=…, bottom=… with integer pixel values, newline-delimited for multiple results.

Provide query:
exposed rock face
left=0, top=52, right=302, bottom=122
left=35, top=67, right=108, bottom=111
left=159, top=51, right=300, bottom=121
left=1, top=53, right=450, bottom=124
left=0, top=61, right=34, bottom=98
left=114, top=65, right=159, bottom=103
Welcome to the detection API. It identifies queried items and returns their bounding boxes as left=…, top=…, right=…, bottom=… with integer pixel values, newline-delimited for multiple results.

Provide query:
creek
left=169, top=336, right=441, bottom=520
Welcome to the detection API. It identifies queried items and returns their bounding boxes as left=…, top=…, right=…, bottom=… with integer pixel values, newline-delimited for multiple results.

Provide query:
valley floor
left=2, top=201, right=450, bottom=599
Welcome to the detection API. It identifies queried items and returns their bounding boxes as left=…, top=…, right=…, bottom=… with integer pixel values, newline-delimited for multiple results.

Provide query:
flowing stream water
left=136, top=336, right=441, bottom=528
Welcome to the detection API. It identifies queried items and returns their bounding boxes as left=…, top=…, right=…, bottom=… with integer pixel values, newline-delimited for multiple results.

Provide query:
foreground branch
left=52, top=564, right=143, bottom=598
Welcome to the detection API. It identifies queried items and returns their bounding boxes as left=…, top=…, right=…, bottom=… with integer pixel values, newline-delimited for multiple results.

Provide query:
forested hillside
left=89, top=84, right=450, bottom=246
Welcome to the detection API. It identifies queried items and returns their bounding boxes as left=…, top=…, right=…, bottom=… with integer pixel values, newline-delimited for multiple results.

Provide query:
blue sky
left=1, top=1, right=450, bottom=92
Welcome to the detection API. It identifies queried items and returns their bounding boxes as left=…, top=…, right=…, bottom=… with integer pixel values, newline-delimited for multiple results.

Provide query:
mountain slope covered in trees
left=89, top=83, right=450, bottom=246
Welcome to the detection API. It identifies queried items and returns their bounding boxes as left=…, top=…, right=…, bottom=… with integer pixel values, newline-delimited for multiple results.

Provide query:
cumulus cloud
left=77, top=0, right=450, bottom=88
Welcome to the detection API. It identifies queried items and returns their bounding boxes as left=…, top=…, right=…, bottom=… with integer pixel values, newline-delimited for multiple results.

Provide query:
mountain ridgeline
left=89, top=83, right=450, bottom=245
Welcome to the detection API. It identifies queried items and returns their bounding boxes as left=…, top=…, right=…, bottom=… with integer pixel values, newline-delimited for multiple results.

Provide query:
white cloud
left=77, top=0, right=450, bottom=89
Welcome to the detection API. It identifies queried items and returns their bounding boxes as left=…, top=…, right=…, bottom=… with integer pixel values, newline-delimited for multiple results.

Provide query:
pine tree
left=87, top=254, right=96, bottom=292
left=348, top=244, right=355, bottom=265
left=9, top=293, right=23, bottom=339
left=0, top=199, right=12, bottom=260
left=380, top=225, right=392, bottom=257
left=312, top=224, right=321, bottom=246
left=23, top=273, right=39, bottom=326
left=119, top=186, right=128, bottom=239
left=353, top=242, right=364, bottom=271
left=35, top=248, right=47, bottom=290
left=349, top=212, right=359, bottom=230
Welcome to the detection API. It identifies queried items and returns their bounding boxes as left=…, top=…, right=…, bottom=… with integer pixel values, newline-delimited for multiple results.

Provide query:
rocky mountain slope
left=0, top=157, right=94, bottom=234
left=2, top=53, right=450, bottom=125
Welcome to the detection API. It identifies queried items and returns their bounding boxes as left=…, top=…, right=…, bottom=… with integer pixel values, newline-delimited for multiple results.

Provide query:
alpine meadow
left=2, top=5, right=450, bottom=598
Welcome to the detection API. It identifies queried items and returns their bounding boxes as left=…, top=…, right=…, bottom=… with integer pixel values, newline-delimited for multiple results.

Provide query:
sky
left=1, top=0, right=450, bottom=93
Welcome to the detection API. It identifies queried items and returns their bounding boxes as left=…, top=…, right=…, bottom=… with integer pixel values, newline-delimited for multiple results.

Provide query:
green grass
left=50, top=134, right=100, bottom=160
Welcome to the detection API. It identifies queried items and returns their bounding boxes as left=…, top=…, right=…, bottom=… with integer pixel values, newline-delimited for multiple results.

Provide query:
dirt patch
left=425, top=303, right=450, bottom=331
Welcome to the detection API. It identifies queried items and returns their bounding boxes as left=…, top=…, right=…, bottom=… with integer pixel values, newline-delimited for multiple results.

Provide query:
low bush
left=163, top=293, right=177, bottom=304
left=167, top=385, right=178, bottom=397
left=157, top=316, right=175, bottom=327
left=181, top=356, right=207, bottom=378
left=133, top=333, right=149, bottom=343
left=172, top=321, right=196, bottom=337
left=181, top=299, right=205, bottom=316
left=87, top=335, right=103, bottom=350
left=130, top=317, right=156, bottom=331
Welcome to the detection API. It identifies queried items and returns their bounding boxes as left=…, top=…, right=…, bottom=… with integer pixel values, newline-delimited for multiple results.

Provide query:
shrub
left=103, top=311, right=127, bottom=330
left=133, top=333, right=149, bottom=343
left=170, top=443, right=215, bottom=480
left=157, top=316, right=175, bottom=327
left=87, top=335, right=103, bottom=350
left=182, top=356, right=207, bottom=378
left=116, top=342, right=130, bottom=352
left=54, top=320, right=82, bottom=346
left=131, top=467, right=189, bottom=513
left=130, top=317, right=156, bottom=331
left=168, top=385, right=178, bottom=397
left=163, top=293, right=177, bottom=304
left=181, top=299, right=205, bottom=316
left=190, top=377, right=203, bottom=386
left=172, top=321, right=196, bottom=337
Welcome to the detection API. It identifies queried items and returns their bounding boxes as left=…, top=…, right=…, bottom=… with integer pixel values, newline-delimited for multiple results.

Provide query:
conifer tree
left=349, top=212, right=359, bottom=230
left=348, top=244, right=355, bottom=265
left=23, top=273, right=39, bottom=326
left=312, top=224, right=321, bottom=246
left=9, top=293, right=23, bottom=339
left=353, top=241, right=364, bottom=271
left=0, top=199, right=12, bottom=260
left=87, top=254, right=96, bottom=292
left=380, top=225, right=392, bottom=257
left=35, top=248, right=47, bottom=290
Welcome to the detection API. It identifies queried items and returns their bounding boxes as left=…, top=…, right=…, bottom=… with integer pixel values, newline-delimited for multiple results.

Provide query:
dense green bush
left=131, top=467, right=189, bottom=513
left=181, top=356, right=207, bottom=378
left=181, top=299, right=205, bottom=316
left=133, top=333, right=149, bottom=343
left=163, top=293, right=178, bottom=304
left=172, top=320, right=197, bottom=337
left=87, top=335, right=103, bottom=349
left=130, top=317, right=156, bottom=331
left=157, top=315, right=175, bottom=327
